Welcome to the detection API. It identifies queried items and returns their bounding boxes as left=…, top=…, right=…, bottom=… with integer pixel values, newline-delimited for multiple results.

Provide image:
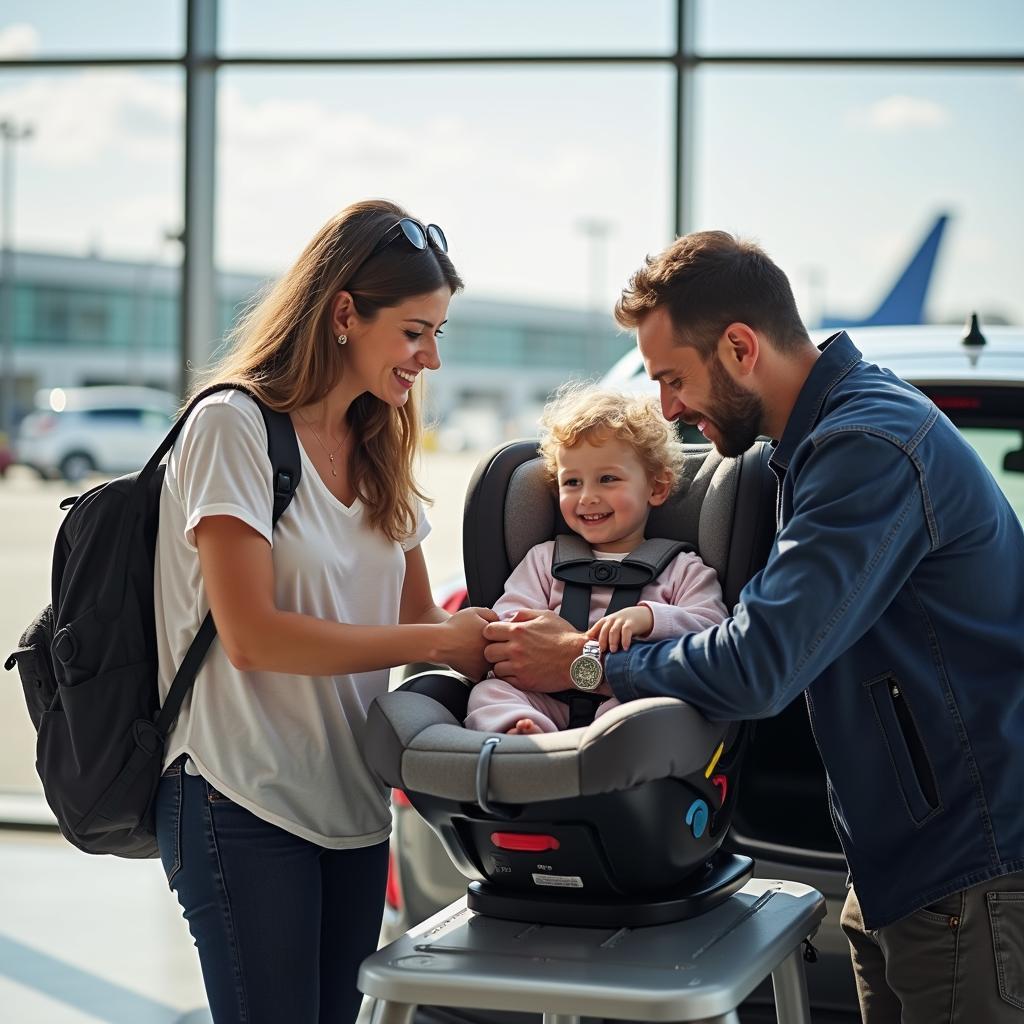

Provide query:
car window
left=83, top=408, right=144, bottom=424
left=959, top=427, right=1024, bottom=523
left=141, top=410, right=174, bottom=430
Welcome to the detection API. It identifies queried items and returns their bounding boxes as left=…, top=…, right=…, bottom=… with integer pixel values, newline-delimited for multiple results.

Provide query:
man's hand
left=483, top=609, right=584, bottom=692
left=587, top=605, right=653, bottom=653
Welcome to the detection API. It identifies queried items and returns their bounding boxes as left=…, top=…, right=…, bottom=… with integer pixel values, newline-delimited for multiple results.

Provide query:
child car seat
left=365, top=439, right=777, bottom=927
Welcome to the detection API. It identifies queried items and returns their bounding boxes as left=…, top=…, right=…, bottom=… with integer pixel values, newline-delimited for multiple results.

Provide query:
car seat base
left=466, top=852, right=754, bottom=928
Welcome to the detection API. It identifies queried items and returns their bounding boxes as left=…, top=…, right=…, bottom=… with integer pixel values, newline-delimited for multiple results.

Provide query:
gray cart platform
left=360, top=878, right=826, bottom=1024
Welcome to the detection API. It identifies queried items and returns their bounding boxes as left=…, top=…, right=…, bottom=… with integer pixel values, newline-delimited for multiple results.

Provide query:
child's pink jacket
left=464, top=540, right=728, bottom=733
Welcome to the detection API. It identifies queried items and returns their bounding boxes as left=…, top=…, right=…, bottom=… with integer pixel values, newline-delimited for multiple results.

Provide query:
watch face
left=570, top=655, right=602, bottom=692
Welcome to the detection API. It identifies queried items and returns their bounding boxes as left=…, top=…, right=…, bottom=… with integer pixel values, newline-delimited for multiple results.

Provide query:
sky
left=0, top=0, right=1022, bottom=326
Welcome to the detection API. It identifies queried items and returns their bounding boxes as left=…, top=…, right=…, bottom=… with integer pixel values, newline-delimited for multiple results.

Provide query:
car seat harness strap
left=550, top=535, right=695, bottom=726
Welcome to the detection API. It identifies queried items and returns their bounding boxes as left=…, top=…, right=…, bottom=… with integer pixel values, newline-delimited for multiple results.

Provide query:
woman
left=152, top=199, right=494, bottom=1023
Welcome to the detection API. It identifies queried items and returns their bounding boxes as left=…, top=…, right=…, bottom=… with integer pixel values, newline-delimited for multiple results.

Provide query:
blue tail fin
left=820, top=214, right=949, bottom=329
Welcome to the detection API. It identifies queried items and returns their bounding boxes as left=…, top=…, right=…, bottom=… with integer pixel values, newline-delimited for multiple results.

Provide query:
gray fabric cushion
left=695, top=452, right=739, bottom=583
left=504, top=460, right=557, bottom=570
left=368, top=692, right=725, bottom=805
left=577, top=698, right=725, bottom=795
left=362, top=691, right=461, bottom=788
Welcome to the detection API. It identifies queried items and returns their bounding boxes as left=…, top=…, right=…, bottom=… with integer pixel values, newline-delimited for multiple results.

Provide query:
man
left=483, top=231, right=1024, bottom=1023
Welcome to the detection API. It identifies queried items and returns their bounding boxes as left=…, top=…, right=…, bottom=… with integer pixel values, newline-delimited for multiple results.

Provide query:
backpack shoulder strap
left=257, top=401, right=301, bottom=526
left=133, top=382, right=278, bottom=497
left=154, top=389, right=300, bottom=737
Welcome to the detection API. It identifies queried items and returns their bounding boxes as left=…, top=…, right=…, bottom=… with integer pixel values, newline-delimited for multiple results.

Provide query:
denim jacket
left=606, top=331, right=1024, bottom=928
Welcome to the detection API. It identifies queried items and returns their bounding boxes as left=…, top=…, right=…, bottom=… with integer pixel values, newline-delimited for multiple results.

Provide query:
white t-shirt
left=154, top=390, right=429, bottom=848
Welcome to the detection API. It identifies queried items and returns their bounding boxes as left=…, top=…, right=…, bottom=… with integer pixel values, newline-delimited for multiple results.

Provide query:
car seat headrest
left=468, top=439, right=774, bottom=609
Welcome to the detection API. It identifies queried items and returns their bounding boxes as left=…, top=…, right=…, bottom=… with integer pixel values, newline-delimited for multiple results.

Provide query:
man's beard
left=704, top=355, right=765, bottom=458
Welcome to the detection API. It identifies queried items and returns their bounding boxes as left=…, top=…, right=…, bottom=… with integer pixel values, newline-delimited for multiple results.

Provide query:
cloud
left=214, top=82, right=604, bottom=275
left=0, top=70, right=182, bottom=165
left=0, top=22, right=38, bottom=58
left=0, top=69, right=648, bottom=307
left=848, top=94, right=951, bottom=133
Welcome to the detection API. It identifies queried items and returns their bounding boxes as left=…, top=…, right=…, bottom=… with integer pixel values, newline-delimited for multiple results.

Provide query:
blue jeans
left=155, top=758, right=389, bottom=1024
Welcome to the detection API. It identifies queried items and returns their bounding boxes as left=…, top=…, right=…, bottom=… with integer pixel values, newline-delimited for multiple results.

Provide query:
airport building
left=4, top=249, right=631, bottom=444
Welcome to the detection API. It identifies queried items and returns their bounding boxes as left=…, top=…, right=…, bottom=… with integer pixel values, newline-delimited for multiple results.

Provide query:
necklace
left=296, top=405, right=349, bottom=477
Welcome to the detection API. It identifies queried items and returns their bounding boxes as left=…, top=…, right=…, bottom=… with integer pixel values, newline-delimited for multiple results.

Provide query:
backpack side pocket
left=5, top=604, right=58, bottom=731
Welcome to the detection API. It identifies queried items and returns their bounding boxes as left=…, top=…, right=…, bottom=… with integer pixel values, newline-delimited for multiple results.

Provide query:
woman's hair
left=195, top=198, right=463, bottom=542
left=538, top=382, right=685, bottom=493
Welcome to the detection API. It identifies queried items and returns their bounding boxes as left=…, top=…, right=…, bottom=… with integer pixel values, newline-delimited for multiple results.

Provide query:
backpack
left=4, top=383, right=301, bottom=858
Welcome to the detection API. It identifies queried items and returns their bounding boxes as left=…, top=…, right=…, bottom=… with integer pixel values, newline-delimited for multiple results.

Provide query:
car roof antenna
left=961, top=311, right=987, bottom=348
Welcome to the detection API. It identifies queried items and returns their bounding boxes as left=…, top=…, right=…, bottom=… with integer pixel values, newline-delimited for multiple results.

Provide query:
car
left=14, top=385, right=178, bottom=482
left=381, top=321, right=1024, bottom=1020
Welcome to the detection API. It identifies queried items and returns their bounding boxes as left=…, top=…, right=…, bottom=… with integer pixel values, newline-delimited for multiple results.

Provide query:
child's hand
left=587, top=605, right=654, bottom=653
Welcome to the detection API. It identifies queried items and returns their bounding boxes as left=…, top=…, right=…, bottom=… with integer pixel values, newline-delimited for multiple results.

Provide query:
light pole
left=130, top=227, right=179, bottom=386
left=575, top=217, right=614, bottom=376
left=0, top=118, right=34, bottom=443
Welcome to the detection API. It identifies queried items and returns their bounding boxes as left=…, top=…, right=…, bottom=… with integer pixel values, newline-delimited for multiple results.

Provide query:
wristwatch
left=569, top=639, right=604, bottom=692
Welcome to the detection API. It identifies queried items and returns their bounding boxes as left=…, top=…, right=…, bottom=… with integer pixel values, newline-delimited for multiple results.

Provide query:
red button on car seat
left=490, top=832, right=561, bottom=852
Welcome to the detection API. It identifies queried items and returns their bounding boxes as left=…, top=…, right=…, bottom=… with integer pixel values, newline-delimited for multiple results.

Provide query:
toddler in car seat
left=465, top=383, right=728, bottom=734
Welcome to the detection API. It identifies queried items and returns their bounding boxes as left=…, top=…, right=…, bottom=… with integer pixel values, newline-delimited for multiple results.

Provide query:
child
left=465, top=383, right=729, bottom=735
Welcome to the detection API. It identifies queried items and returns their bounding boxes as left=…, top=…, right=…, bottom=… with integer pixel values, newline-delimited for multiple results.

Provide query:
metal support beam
left=673, top=0, right=697, bottom=238
left=0, top=119, right=33, bottom=440
left=180, top=0, right=218, bottom=399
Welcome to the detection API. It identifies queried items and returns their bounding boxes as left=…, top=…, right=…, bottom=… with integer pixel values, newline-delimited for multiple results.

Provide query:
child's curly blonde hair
left=538, top=382, right=686, bottom=493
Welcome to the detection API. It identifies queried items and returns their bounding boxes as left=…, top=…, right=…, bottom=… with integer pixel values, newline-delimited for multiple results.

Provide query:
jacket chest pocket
left=865, top=674, right=942, bottom=826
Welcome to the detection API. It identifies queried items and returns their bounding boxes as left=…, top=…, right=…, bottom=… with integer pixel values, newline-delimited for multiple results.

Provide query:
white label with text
left=532, top=873, right=583, bottom=888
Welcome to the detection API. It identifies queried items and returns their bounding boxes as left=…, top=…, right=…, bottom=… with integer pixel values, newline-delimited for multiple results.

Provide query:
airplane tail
left=819, top=213, right=949, bottom=329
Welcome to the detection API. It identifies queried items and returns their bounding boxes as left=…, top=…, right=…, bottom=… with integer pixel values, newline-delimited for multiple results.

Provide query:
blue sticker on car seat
left=686, top=799, right=709, bottom=838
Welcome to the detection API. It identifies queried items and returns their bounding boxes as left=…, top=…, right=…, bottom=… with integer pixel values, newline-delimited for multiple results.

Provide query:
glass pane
left=216, top=66, right=672, bottom=372
left=0, top=68, right=183, bottom=801
left=960, top=428, right=1024, bottom=522
left=220, top=0, right=674, bottom=56
left=0, top=2, right=183, bottom=58
left=696, top=0, right=1024, bottom=56
left=692, top=68, right=1024, bottom=329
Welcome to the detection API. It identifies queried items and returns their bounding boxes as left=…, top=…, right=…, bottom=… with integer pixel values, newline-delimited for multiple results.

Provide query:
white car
left=15, top=386, right=178, bottom=483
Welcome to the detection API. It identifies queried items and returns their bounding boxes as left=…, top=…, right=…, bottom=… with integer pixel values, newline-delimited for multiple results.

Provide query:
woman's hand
left=435, top=606, right=498, bottom=681
left=587, top=605, right=654, bottom=653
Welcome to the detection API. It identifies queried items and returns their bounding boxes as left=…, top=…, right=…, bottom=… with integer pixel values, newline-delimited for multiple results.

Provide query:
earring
left=336, top=334, right=348, bottom=345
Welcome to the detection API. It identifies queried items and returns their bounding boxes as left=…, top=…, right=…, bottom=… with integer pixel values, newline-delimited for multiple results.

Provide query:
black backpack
left=4, top=383, right=301, bottom=858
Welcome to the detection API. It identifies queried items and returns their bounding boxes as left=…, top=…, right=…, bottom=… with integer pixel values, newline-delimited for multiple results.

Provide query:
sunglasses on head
left=351, top=218, right=448, bottom=280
